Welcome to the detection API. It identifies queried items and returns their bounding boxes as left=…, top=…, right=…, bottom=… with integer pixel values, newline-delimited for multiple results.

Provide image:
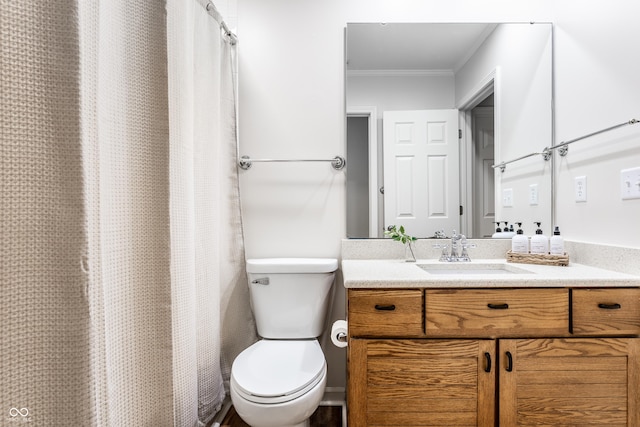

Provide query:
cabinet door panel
left=500, top=338, right=640, bottom=427
left=348, top=338, right=495, bottom=427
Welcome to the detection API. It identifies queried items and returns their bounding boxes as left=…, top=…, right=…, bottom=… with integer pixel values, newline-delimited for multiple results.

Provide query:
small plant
left=385, top=225, right=417, bottom=262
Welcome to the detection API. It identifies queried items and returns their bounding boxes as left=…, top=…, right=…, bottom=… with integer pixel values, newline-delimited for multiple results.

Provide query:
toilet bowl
left=230, top=340, right=327, bottom=427
left=229, top=258, right=338, bottom=427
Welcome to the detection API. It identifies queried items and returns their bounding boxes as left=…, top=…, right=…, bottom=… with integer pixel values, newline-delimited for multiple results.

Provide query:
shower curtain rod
left=204, top=1, right=237, bottom=45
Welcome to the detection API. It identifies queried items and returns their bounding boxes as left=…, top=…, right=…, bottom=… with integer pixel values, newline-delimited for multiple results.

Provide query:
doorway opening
left=458, top=69, right=499, bottom=238
left=346, top=106, right=378, bottom=237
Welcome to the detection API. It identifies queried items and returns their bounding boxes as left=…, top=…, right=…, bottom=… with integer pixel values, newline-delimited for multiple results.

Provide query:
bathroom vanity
left=343, top=258, right=640, bottom=426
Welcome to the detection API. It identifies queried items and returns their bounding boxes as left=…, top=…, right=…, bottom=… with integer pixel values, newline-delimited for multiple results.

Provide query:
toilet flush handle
left=251, top=277, right=270, bottom=285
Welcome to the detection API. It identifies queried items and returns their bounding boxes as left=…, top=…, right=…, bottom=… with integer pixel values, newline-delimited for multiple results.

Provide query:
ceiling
left=346, top=23, right=497, bottom=73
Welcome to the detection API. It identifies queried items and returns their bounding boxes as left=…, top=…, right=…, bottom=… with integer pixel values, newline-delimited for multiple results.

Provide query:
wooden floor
left=215, top=405, right=342, bottom=427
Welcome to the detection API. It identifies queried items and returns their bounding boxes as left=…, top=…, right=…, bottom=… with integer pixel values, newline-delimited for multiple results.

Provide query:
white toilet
left=230, top=258, right=338, bottom=427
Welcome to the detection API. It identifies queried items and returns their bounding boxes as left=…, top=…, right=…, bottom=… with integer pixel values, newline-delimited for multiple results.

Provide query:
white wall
left=552, top=2, right=640, bottom=247
left=348, top=73, right=455, bottom=112
left=455, top=23, right=553, bottom=235
left=236, top=0, right=640, bottom=390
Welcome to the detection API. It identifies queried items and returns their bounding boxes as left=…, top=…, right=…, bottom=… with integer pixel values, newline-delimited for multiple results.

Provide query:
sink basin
left=418, top=263, right=531, bottom=275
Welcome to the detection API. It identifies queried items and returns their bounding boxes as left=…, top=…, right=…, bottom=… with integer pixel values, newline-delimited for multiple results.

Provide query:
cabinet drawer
left=426, top=289, right=569, bottom=337
left=348, top=289, right=424, bottom=337
left=572, top=288, right=640, bottom=335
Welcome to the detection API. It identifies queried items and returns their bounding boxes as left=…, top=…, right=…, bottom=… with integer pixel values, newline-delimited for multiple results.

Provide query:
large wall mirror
left=346, top=22, right=554, bottom=239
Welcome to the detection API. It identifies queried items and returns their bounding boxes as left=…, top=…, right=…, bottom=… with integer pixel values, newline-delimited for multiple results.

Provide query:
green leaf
left=385, top=224, right=417, bottom=247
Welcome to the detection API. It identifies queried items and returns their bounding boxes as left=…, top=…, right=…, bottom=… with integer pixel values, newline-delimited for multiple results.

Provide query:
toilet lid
left=232, top=340, right=326, bottom=402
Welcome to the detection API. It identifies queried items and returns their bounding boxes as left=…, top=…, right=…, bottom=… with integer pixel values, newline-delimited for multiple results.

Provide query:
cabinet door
left=348, top=338, right=495, bottom=427
left=500, top=338, right=640, bottom=426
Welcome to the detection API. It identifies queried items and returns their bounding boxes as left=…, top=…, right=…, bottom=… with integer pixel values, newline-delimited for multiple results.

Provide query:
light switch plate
left=502, top=188, right=513, bottom=207
left=621, top=167, right=640, bottom=200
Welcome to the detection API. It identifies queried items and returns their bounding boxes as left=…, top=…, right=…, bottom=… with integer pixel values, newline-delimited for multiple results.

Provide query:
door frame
left=457, top=67, right=501, bottom=237
left=347, top=106, right=379, bottom=237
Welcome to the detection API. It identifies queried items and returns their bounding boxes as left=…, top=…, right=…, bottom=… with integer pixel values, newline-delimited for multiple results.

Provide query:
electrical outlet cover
left=574, top=176, right=587, bottom=202
left=621, top=167, right=640, bottom=200
left=529, top=184, right=539, bottom=205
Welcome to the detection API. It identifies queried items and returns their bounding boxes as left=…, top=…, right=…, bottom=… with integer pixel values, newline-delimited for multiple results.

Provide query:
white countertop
left=342, top=258, right=640, bottom=288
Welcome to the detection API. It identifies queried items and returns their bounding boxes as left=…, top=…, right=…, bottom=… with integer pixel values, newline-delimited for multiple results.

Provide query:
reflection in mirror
left=346, top=23, right=553, bottom=239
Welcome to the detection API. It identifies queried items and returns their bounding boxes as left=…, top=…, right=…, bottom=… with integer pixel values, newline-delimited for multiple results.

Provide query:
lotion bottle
left=550, top=226, right=565, bottom=255
left=530, top=222, right=549, bottom=254
left=511, top=222, right=529, bottom=254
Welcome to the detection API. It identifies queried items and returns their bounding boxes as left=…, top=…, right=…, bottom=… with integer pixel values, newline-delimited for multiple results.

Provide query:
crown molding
left=346, top=69, right=454, bottom=78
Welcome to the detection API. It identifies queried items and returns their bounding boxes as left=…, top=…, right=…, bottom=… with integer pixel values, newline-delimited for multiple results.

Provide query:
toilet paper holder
left=331, top=320, right=348, bottom=348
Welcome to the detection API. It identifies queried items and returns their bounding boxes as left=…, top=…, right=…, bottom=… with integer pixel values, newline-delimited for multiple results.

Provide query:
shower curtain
left=1, top=0, right=256, bottom=426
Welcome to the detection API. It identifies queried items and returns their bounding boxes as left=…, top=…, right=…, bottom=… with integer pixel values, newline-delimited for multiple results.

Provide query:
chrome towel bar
left=239, top=155, right=346, bottom=170
left=493, top=118, right=639, bottom=172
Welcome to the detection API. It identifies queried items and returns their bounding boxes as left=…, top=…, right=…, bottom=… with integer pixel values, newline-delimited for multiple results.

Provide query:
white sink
left=418, top=263, right=532, bottom=275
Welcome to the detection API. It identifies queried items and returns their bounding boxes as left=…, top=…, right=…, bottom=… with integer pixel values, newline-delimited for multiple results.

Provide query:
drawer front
left=426, top=289, right=569, bottom=337
left=572, top=288, right=640, bottom=336
left=348, top=289, right=424, bottom=337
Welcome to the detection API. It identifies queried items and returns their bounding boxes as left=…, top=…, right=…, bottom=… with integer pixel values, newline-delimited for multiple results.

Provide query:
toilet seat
left=231, top=339, right=326, bottom=404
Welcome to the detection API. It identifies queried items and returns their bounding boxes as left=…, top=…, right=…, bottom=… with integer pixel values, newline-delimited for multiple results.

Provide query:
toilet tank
left=246, top=258, right=338, bottom=339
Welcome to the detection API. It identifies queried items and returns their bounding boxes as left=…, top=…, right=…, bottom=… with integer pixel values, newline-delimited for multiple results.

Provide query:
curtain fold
left=79, top=0, right=175, bottom=425
left=1, top=1, right=91, bottom=425
left=166, top=0, right=258, bottom=423
left=2, top=1, right=255, bottom=425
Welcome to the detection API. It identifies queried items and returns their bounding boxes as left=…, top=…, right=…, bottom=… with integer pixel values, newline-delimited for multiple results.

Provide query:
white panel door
left=383, top=109, right=459, bottom=237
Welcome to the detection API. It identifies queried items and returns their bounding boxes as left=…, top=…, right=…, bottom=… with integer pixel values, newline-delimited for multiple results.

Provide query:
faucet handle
left=432, top=243, right=450, bottom=262
left=459, top=241, right=476, bottom=262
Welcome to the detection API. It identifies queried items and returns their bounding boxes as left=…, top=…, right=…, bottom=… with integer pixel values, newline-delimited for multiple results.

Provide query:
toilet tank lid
left=246, top=258, right=338, bottom=273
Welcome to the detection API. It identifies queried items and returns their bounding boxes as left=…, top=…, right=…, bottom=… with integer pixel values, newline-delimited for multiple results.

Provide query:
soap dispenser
left=491, top=222, right=503, bottom=239
left=511, top=222, right=529, bottom=254
left=501, top=222, right=516, bottom=239
left=530, top=222, right=549, bottom=254
left=550, top=226, right=565, bottom=255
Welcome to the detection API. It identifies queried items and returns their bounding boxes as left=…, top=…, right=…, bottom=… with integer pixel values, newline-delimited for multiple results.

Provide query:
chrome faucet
left=434, top=230, right=475, bottom=262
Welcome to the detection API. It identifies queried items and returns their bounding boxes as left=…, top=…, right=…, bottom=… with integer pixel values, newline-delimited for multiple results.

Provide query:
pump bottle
left=491, top=222, right=503, bottom=238
left=501, top=222, right=515, bottom=239
left=530, top=222, right=549, bottom=254
left=511, top=222, right=529, bottom=253
left=550, top=226, right=565, bottom=255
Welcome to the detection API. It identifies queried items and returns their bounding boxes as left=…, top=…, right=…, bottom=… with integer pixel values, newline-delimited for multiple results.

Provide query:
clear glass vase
left=405, top=242, right=416, bottom=262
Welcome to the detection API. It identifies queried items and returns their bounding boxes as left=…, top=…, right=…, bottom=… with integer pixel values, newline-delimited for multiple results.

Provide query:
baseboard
left=208, top=397, right=233, bottom=426
left=321, top=387, right=347, bottom=426
left=321, top=386, right=345, bottom=406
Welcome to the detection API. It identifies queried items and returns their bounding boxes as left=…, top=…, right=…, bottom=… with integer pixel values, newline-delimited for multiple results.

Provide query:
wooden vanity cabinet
left=347, top=287, right=640, bottom=427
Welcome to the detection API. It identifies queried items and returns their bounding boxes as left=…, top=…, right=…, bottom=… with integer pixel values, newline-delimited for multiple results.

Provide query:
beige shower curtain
left=1, top=1, right=256, bottom=426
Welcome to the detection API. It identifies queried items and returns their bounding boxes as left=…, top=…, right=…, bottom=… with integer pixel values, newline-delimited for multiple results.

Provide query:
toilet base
left=230, top=368, right=326, bottom=427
